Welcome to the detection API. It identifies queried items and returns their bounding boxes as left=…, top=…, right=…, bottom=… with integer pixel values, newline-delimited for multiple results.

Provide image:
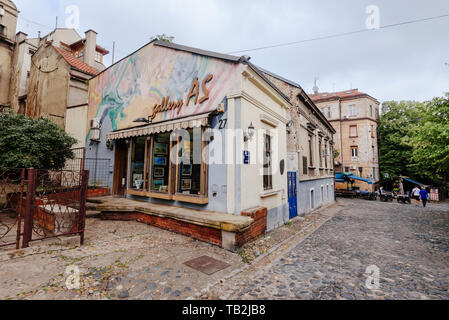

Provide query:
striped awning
left=106, top=113, right=211, bottom=141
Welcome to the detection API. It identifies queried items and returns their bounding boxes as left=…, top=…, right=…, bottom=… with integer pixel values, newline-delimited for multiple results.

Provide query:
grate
left=184, top=255, right=231, bottom=275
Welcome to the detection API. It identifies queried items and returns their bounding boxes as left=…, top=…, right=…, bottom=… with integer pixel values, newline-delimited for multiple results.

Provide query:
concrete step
left=86, top=210, right=102, bottom=219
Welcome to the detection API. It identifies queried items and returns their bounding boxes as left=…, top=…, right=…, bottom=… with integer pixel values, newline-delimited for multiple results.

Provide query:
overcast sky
left=14, top=0, right=449, bottom=103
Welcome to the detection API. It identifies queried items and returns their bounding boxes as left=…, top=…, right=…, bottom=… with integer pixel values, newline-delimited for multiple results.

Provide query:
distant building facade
left=310, top=89, right=380, bottom=181
left=261, top=70, right=336, bottom=215
left=9, top=28, right=109, bottom=115
left=0, top=0, right=18, bottom=109
left=24, top=29, right=108, bottom=147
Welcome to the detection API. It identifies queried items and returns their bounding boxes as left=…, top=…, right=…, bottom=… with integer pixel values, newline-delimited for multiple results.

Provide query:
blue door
left=288, top=172, right=298, bottom=219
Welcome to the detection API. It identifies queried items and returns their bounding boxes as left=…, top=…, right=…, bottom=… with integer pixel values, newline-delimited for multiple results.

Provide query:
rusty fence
left=0, top=167, right=89, bottom=250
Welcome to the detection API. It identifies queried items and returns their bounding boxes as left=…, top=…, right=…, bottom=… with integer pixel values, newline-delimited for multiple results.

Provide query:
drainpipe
left=339, top=99, right=344, bottom=172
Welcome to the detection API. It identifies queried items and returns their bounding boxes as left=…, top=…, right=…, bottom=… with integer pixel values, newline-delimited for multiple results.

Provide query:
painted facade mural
left=87, top=43, right=244, bottom=138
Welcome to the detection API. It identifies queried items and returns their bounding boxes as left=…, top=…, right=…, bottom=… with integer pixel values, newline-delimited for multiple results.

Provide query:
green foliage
left=379, top=95, right=449, bottom=182
left=333, top=149, right=340, bottom=160
left=0, top=110, right=77, bottom=169
left=378, top=101, right=423, bottom=179
left=150, top=34, right=175, bottom=43
left=409, top=94, right=449, bottom=181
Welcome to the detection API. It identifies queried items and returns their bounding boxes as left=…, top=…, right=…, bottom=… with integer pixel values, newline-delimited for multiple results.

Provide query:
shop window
left=263, top=134, right=273, bottom=190
left=150, top=133, right=171, bottom=193
left=176, top=128, right=204, bottom=196
left=130, top=137, right=146, bottom=189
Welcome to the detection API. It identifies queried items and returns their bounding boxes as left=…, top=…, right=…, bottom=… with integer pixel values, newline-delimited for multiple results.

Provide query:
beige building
left=0, top=0, right=18, bottom=108
left=260, top=69, right=336, bottom=214
left=25, top=29, right=108, bottom=147
left=310, top=88, right=380, bottom=181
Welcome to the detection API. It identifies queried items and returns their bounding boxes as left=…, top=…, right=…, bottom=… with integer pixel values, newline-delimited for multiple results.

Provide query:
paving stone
left=117, top=290, right=129, bottom=299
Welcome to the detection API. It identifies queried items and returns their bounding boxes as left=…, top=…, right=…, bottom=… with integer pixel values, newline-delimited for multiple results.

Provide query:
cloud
left=13, top=0, right=449, bottom=102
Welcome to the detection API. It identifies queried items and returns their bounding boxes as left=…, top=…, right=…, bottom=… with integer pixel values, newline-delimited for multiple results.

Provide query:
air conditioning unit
left=0, top=8, right=5, bottom=16
left=350, top=166, right=357, bottom=171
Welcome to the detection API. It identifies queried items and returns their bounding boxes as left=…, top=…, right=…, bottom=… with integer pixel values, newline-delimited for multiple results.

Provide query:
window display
left=130, top=137, right=146, bottom=189
left=151, top=133, right=170, bottom=193
left=177, top=128, right=203, bottom=195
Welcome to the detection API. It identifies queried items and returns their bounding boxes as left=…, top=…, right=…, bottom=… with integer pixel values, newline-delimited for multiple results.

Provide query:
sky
left=13, top=0, right=449, bottom=103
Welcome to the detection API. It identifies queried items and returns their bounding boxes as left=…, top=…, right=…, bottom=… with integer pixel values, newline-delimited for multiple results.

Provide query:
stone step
left=86, top=210, right=102, bottom=219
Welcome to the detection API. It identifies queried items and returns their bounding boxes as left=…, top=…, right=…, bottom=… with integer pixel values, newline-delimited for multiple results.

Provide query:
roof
left=53, top=46, right=100, bottom=76
left=257, top=66, right=335, bottom=134
left=70, top=39, right=110, bottom=54
left=1, top=0, right=17, bottom=10
left=153, top=40, right=242, bottom=63
left=310, top=89, right=379, bottom=104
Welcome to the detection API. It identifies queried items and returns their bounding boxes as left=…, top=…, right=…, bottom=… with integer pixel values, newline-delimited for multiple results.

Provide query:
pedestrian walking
left=412, top=186, right=421, bottom=206
left=420, top=188, right=429, bottom=208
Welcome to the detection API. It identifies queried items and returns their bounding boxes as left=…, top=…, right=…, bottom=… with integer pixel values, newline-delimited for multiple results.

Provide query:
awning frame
left=106, top=112, right=211, bottom=141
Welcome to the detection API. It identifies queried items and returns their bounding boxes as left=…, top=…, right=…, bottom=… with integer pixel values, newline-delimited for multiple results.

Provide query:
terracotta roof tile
left=53, top=45, right=100, bottom=76
left=309, top=89, right=367, bottom=101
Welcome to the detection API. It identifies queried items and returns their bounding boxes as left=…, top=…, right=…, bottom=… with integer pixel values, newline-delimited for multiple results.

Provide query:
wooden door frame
left=112, top=140, right=128, bottom=196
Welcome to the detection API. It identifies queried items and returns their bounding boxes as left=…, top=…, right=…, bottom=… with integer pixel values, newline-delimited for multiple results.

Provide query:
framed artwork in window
left=154, top=157, right=167, bottom=166
left=181, top=179, right=192, bottom=190
left=154, top=167, right=165, bottom=178
left=154, top=143, right=168, bottom=155
left=182, top=164, right=192, bottom=176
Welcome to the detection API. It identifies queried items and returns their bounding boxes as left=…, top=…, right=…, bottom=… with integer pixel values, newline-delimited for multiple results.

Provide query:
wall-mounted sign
left=243, top=151, right=250, bottom=165
left=150, top=75, right=214, bottom=121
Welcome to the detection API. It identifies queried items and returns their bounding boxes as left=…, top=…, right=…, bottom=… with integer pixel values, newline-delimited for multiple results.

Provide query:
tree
left=150, top=34, right=175, bottom=43
left=0, top=110, right=77, bottom=169
left=378, top=101, right=423, bottom=179
left=409, top=94, right=449, bottom=181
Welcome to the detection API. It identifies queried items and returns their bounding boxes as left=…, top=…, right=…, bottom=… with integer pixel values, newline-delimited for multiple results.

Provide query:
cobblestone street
left=210, top=199, right=449, bottom=300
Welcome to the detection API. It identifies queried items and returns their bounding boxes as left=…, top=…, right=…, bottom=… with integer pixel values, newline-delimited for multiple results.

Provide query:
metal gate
left=0, top=168, right=89, bottom=249
left=288, top=172, right=298, bottom=219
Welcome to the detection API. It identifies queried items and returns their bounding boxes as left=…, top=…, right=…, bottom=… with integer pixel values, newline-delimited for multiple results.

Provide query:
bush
left=0, top=110, right=77, bottom=169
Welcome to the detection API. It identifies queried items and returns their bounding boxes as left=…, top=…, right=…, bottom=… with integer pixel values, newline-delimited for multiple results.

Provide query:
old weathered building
left=0, top=0, right=17, bottom=109
left=25, top=29, right=108, bottom=147
left=261, top=69, right=336, bottom=215
left=310, top=88, right=380, bottom=181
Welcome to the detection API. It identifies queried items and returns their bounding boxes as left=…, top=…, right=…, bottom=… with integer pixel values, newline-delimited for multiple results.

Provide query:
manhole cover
left=184, top=256, right=231, bottom=275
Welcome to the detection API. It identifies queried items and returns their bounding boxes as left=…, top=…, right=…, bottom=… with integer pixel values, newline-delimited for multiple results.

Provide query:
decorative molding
left=228, top=90, right=289, bottom=125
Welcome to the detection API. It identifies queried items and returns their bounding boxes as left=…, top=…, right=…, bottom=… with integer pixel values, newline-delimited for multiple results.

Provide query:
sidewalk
left=0, top=201, right=343, bottom=300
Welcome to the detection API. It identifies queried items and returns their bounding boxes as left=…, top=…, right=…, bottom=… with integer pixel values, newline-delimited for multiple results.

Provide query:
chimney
left=84, top=29, right=98, bottom=67
left=16, top=32, right=28, bottom=44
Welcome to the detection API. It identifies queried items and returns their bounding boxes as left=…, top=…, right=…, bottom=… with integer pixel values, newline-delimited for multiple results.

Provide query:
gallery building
left=86, top=40, right=294, bottom=231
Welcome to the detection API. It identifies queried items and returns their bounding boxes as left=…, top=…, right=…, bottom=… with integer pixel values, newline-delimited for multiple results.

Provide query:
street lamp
left=133, top=116, right=152, bottom=124
left=244, top=122, right=255, bottom=142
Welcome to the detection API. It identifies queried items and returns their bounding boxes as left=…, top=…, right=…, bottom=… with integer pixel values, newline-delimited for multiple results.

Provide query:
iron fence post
left=22, top=168, right=36, bottom=248
left=14, top=168, right=26, bottom=249
left=78, top=170, right=89, bottom=245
